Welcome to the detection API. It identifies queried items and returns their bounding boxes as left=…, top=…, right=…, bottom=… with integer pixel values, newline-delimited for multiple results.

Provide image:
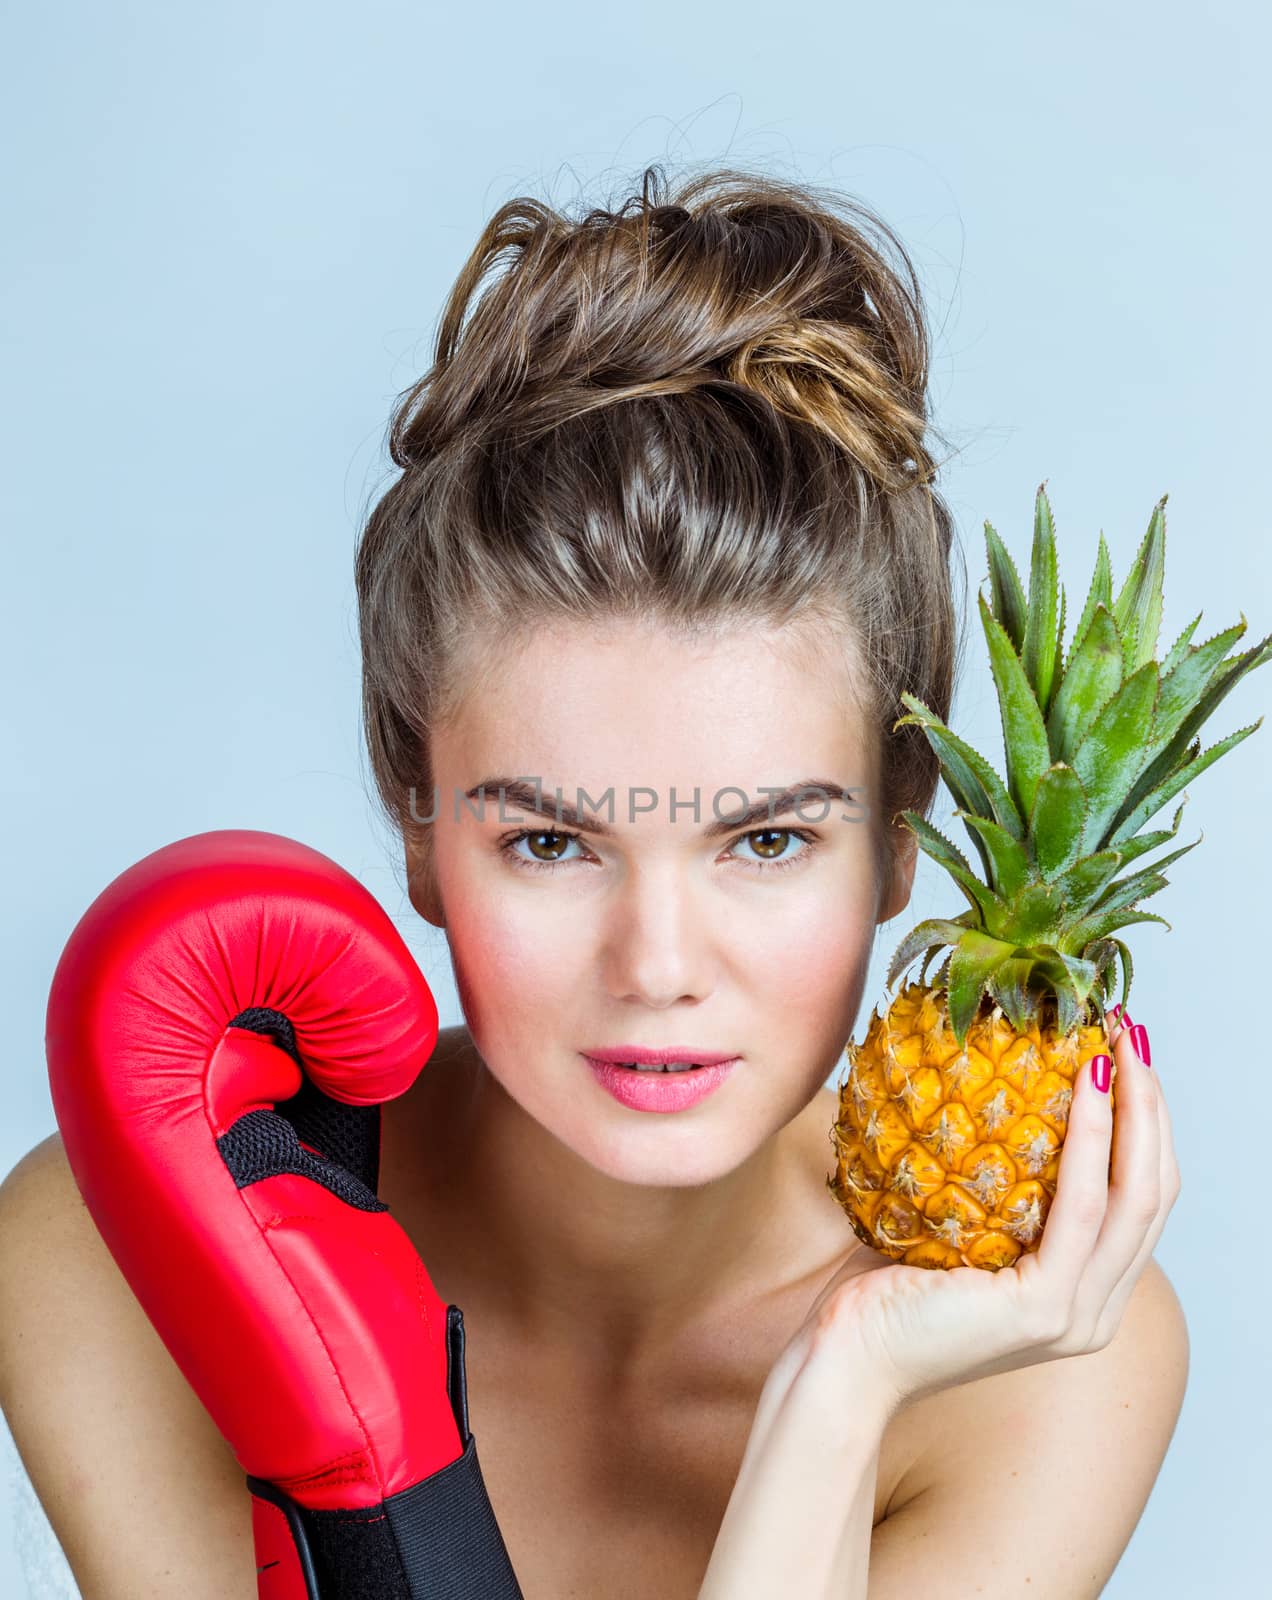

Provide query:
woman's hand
left=698, top=1006, right=1179, bottom=1599
left=791, top=1004, right=1180, bottom=1421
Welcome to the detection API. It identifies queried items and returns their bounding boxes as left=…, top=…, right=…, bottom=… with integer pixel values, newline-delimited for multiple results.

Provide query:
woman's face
left=407, top=615, right=915, bottom=1187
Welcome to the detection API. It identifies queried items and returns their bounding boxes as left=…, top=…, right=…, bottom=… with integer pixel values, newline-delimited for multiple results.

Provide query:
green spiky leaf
left=895, top=693, right=1025, bottom=844
left=1111, top=627, right=1272, bottom=836
left=886, top=914, right=979, bottom=990
left=1067, top=908, right=1172, bottom=947
left=1051, top=849, right=1124, bottom=915
left=1067, top=532, right=1114, bottom=668
left=1108, top=937, right=1134, bottom=1020
left=1021, top=484, right=1061, bottom=715
left=1090, top=839, right=1200, bottom=914
left=1112, top=495, right=1167, bottom=673
left=1161, top=612, right=1203, bottom=678
left=991, top=955, right=1040, bottom=1033
left=880, top=488, right=1269, bottom=1038
left=953, top=811, right=1032, bottom=898
left=1027, top=763, right=1088, bottom=876
left=1109, top=801, right=1186, bottom=869
left=978, top=590, right=1053, bottom=823
left=1087, top=869, right=1169, bottom=919
left=984, top=519, right=1029, bottom=653
left=1046, top=605, right=1123, bottom=763
left=1110, top=719, right=1264, bottom=847
left=901, top=812, right=1006, bottom=928
left=1070, top=660, right=1160, bottom=851
left=1024, top=949, right=1097, bottom=1034
left=1052, top=582, right=1067, bottom=706
left=947, top=930, right=1020, bottom=1044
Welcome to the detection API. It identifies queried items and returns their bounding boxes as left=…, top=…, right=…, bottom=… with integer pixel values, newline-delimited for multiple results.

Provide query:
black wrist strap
left=247, top=1306, right=524, bottom=1599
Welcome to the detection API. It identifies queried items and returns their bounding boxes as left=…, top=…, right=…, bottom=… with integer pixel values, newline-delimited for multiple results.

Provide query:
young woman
left=1, top=164, right=1186, bottom=1599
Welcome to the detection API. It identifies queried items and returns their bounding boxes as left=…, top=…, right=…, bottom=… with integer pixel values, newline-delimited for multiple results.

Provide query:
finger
left=1028, top=1029, right=1115, bottom=1299
left=1073, top=1009, right=1163, bottom=1312
left=1095, top=1027, right=1183, bottom=1336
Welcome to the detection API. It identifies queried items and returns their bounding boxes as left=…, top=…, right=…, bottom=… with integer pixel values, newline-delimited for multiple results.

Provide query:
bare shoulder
left=870, top=1256, right=1189, bottom=1596
left=0, top=1132, right=257, bottom=1597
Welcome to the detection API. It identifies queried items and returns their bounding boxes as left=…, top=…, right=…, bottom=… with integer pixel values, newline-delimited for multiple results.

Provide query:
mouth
left=581, top=1046, right=740, bottom=1069
left=590, top=1059, right=728, bottom=1074
left=581, top=1053, right=740, bottom=1112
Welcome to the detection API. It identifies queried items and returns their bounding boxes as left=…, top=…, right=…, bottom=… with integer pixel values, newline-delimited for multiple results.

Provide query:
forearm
left=698, top=1362, right=889, bottom=1600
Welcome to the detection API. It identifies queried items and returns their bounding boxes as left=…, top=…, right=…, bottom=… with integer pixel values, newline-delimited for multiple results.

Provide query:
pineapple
left=829, top=483, right=1271, bottom=1270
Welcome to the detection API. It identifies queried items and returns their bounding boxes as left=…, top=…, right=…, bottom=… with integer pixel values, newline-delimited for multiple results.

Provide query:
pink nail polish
left=1129, top=1024, right=1151, bottom=1068
left=1112, top=1003, right=1133, bottom=1027
left=1090, top=1054, right=1112, bottom=1093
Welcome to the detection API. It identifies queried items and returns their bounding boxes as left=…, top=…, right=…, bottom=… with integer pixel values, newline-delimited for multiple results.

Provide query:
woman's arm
left=700, top=1254, right=1186, bottom=1600
left=697, top=1333, right=893, bottom=1599
left=0, top=1136, right=258, bottom=1599
left=701, top=1006, right=1184, bottom=1598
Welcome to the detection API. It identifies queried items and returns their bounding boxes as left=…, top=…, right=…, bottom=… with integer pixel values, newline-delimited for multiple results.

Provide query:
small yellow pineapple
left=830, top=483, right=1270, bottom=1269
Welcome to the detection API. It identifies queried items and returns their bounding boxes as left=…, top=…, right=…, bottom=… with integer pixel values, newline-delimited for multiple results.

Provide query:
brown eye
left=729, top=828, right=816, bottom=872
left=500, top=827, right=589, bottom=874
left=522, top=830, right=574, bottom=862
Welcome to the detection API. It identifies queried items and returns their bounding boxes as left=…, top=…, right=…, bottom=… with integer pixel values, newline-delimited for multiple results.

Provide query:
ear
left=404, top=827, right=446, bottom=929
left=876, top=824, right=919, bottom=925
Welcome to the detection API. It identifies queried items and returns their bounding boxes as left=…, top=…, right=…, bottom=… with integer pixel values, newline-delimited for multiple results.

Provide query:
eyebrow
left=462, top=777, right=861, bottom=839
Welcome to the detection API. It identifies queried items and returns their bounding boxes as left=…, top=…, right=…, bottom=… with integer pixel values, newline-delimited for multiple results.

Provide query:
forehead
left=433, top=614, right=878, bottom=802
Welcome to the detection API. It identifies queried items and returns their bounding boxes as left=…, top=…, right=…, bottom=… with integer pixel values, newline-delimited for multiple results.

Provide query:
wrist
left=768, top=1317, right=900, bottom=1442
left=779, top=1351, right=895, bottom=1461
left=700, top=1368, right=885, bottom=1600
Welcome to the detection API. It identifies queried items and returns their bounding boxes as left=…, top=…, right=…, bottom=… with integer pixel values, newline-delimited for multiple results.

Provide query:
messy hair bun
left=357, top=163, right=966, bottom=877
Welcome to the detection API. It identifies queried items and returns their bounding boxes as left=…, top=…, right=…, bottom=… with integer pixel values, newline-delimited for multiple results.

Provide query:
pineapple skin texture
left=829, top=979, right=1114, bottom=1270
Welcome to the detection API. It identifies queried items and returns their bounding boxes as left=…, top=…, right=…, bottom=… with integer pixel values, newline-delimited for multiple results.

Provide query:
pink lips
left=582, top=1045, right=739, bottom=1066
left=581, top=1051, right=740, bottom=1112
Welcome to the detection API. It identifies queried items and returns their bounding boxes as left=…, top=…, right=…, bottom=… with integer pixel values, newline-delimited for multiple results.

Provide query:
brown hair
left=355, top=162, right=967, bottom=892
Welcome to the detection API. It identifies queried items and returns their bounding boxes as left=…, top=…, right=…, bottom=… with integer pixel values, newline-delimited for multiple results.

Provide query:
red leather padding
left=45, top=829, right=462, bottom=1512
left=251, top=1493, right=313, bottom=1598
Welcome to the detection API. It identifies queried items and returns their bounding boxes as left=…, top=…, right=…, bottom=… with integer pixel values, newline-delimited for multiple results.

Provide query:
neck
left=399, top=1042, right=824, bottom=1363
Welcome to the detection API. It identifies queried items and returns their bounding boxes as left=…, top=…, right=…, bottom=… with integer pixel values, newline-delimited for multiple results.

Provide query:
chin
left=576, top=1140, right=750, bottom=1190
left=554, top=1106, right=773, bottom=1189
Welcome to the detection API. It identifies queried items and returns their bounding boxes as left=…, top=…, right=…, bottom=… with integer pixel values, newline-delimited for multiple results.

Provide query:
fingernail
left=1112, top=1003, right=1133, bottom=1027
left=1090, top=1054, right=1112, bottom=1093
left=1129, top=1024, right=1151, bottom=1068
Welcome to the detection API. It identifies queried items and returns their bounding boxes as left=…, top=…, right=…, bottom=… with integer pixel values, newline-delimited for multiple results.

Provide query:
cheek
left=749, top=879, right=876, bottom=1009
left=773, top=932, right=868, bottom=1020
left=740, top=889, right=877, bottom=1101
left=441, top=883, right=584, bottom=1045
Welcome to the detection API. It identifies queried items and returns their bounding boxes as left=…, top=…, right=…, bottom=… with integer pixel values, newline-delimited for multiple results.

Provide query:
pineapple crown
left=888, top=483, right=1271, bottom=1047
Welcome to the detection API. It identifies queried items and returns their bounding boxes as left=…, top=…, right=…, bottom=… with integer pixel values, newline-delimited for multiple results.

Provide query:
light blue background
left=3, top=1, right=1269, bottom=1593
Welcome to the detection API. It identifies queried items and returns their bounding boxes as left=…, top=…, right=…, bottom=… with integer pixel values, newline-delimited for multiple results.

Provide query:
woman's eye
left=501, top=828, right=589, bottom=872
left=728, top=827, right=815, bottom=872
left=498, top=826, right=817, bottom=875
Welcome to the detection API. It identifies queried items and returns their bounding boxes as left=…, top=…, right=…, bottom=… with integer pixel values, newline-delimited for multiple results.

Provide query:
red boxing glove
left=45, top=829, right=523, bottom=1599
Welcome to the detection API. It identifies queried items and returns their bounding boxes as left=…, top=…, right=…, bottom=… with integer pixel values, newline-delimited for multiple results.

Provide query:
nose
left=599, top=861, right=718, bottom=1008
